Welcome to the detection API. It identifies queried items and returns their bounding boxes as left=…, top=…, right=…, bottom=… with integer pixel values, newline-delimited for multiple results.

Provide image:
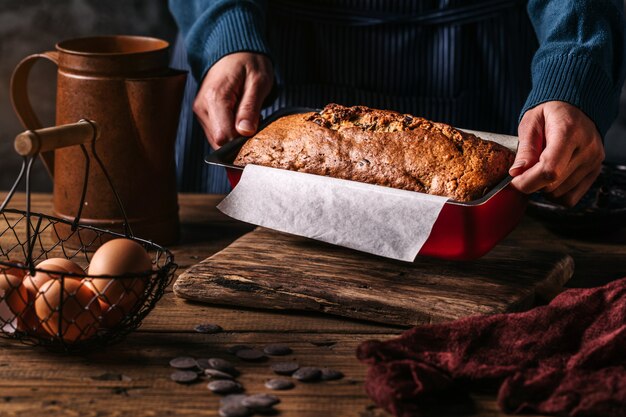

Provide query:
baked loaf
left=234, top=104, right=515, bottom=202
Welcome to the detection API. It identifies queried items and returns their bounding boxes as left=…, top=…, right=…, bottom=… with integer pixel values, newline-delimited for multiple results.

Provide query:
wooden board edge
left=532, top=254, right=575, bottom=302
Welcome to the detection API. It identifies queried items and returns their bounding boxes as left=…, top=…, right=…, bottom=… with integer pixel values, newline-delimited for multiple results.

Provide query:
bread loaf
left=234, top=104, right=515, bottom=202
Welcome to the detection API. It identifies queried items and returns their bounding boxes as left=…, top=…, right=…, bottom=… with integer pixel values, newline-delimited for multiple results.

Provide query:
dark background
left=0, top=0, right=178, bottom=192
left=0, top=0, right=625, bottom=193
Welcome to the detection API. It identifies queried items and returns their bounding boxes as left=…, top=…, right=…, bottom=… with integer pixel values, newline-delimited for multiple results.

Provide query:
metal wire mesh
left=0, top=208, right=175, bottom=352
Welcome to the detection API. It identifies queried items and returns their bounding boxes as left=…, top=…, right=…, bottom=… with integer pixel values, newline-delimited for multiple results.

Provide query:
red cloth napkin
left=357, top=276, right=626, bottom=417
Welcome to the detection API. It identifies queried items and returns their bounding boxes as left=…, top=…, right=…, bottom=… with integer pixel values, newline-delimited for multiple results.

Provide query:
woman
left=169, top=0, right=626, bottom=206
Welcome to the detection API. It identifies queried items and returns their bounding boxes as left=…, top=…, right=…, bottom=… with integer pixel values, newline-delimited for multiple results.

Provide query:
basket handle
left=13, top=120, right=99, bottom=157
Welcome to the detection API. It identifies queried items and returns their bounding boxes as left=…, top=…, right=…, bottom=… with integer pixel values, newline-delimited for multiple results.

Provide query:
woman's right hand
left=193, top=52, right=274, bottom=149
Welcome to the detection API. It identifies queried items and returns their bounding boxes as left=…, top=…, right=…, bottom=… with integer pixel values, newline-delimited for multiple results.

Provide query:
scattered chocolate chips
left=208, top=380, right=243, bottom=394
left=168, top=340, right=345, bottom=416
left=170, top=370, right=199, bottom=384
left=263, top=344, right=292, bottom=356
left=265, top=378, right=295, bottom=390
left=194, top=323, right=223, bottom=334
left=270, top=361, right=300, bottom=376
left=235, top=348, right=266, bottom=361
left=169, top=356, right=198, bottom=370
left=320, top=368, right=344, bottom=381
left=242, top=393, right=280, bottom=410
left=292, top=366, right=321, bottom=382
left=219, top=403, right=251, bottom=417
left=205, top=369, right=236, bottom=380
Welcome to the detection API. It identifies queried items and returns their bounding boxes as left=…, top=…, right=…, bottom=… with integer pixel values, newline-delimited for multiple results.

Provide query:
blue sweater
left=169, top=0, right=626, bottom=136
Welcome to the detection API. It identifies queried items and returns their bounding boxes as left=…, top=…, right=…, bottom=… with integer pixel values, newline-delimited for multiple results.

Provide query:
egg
left=35, top=278, right=101, bottom=342
left=85, top=239, right=152, bottom=328
left=0, top=273, right=27, bottom=332
left=38, top=258, right=84, bottom=276
left=21, top=258, right=84, bottom=336
left=0, top=259, right=26, bottom=279
left=23, top=263, right=70, bottom=299
left=23, top=258, right=84, bottom=295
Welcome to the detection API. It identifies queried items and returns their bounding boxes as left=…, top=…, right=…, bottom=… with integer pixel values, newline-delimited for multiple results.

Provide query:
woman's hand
left=193, top=52, right=274, bottom=149
left=510, top=101, right=605, bottom=207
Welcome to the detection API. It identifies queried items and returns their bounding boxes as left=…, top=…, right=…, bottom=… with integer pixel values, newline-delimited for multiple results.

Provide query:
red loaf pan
left=206, top=108, right=528, bottom=261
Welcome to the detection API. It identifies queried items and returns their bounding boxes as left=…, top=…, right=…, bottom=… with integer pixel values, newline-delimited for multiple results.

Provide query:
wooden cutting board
left=174, top=227, right=574, bottom=326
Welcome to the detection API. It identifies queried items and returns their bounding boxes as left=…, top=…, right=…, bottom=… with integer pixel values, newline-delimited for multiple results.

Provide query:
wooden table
left=1, top=193, right=625, bottom=417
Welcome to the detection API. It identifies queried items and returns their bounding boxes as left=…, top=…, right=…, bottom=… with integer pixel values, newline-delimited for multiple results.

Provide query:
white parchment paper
left=218, top=165, right=448, bottom=262
left=461, top=129, right=518, bottom=152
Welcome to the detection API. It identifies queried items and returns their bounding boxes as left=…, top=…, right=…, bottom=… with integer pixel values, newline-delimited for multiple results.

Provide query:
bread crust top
left=234, top=104, right=515, bottom=202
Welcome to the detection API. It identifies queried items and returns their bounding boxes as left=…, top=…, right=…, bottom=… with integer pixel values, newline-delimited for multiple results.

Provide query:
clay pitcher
left=10, top=35, right=187, bottom=246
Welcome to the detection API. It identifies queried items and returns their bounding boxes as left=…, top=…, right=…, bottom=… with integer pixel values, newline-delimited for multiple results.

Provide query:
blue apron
left=173, top=0, right=536, bottom=193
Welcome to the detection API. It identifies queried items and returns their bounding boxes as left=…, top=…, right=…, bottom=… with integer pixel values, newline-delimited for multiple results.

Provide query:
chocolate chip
left=205, top=369, right=236, bottom=380
left=169, top=356, right=198, bottom=369
left=227, top=345, right=249, bottom=354
left=194, top=323, right=223, bottom=334
left=265, top=378, right=295, bottom=390
left=310, top=340, right=336, bottom=347
left=195, top=358, right=212, bottom=370
left=242, top=393, right=280, bottom=410
left=220, top=394, right=248, bottom=407
left=292, top=366, right=321, bottom=382
left=320, top=368, right=344, bottom=381
left=219, top=403, right=251, bottom=417
left=209, top=358, right=237, bottom=374
left=208, top=380, right=243, bottom=394
left=263, top=344, right=292, bottom=356
left=170, top=370, right=199, bottom=384
left=91, top=373, right=131, bottom=381
left=209, top=358, right=234, bottom=368
left=235, top=348, right=266, bottom=361
left=270, top=361, right=300, bottom=375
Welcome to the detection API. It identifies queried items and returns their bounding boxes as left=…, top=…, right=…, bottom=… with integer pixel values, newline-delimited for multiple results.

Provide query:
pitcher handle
left=10, top=51, right=60, bottom=176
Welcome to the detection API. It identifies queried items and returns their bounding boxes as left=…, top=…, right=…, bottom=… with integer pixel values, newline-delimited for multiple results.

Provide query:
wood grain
left=174, top=228, right=574, bottom=326
left=1, top=193, right=624, bottom=417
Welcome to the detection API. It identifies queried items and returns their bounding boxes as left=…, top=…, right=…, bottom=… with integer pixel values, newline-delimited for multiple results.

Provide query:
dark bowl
left=527, top=164, right=626, bottom=236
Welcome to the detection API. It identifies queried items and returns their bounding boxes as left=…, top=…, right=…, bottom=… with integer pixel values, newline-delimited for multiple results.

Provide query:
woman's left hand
left=510, top=101, right=605, bottom=207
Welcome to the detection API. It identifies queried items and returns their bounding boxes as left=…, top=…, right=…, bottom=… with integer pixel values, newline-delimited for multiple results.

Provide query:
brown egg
left=0, top=259, right=26, bottom=279
left=23, top=258, right=84, bottom=295
left=0, top=273, right=27, bottom=331
left=22, top=264, right=67, bottom=335
left=35, top=278, right=101, bottom=342
left=38, top=258, right=84, bottom=276
left=23, top=263, right=69, bottom=300
left=21, top=259, right=83, bottom=336
left=86, top=239, right=152, bottom=328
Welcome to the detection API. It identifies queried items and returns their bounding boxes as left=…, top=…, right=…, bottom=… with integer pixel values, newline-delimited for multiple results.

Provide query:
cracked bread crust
left=234, top=103, right=516, bottom=202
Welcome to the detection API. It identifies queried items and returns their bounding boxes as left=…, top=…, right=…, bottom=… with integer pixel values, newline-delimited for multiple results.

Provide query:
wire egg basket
left=0, top=120, right=176, bottom=352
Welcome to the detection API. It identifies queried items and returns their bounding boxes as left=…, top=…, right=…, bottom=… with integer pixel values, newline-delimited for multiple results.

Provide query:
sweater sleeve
left=168, top=0, right=271, bottom=82
left=522, top=0, right=626, bottom=136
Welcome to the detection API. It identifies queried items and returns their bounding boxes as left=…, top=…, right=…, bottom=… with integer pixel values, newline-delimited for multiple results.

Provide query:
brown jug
left=10, top=35, right=187, bottom=246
